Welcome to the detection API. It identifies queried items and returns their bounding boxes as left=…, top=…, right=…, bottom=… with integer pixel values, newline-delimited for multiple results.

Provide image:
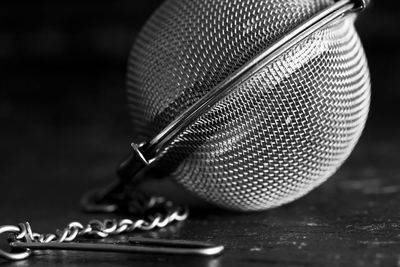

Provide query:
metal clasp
left=0, top=225, right=32, bottom=261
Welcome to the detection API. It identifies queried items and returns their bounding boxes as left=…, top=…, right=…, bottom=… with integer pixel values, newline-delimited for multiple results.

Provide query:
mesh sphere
left=127, top=0, right=370, bottom=211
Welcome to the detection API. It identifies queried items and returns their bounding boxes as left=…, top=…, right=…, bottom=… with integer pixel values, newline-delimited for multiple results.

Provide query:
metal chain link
left=0, top=194, right=189, bottom=261
left=15, top=196, right=188, bottom=244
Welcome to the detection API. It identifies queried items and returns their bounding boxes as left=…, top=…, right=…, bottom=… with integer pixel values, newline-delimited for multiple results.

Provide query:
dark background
left=1, top=1, right=399, bottom=135
left=0, top=1, right=399, bottom=266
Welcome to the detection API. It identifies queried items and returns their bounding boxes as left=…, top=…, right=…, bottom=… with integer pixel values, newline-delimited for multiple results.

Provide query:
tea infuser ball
left=125, top=0, right=371, bottom=211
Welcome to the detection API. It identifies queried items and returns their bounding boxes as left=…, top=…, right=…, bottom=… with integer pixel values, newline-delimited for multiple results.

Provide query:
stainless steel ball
left=126, top=0, right=371, bottom=211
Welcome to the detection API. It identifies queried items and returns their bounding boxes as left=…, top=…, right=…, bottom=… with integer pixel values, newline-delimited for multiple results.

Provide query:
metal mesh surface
left=127, top=0, right=371, bottom=211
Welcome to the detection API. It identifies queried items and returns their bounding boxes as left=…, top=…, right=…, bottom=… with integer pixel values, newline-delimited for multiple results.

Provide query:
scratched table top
left=0, top=116, right=399, bottom=267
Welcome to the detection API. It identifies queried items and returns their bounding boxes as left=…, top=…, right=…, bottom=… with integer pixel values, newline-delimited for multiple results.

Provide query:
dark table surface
left=0, top=117, right=399, bottom=267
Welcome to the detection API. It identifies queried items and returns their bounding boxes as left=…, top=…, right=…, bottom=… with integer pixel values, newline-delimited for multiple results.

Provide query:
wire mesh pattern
left=127, top=0, right=335, bottom=140
left=127, top=0, right=370, bottom=211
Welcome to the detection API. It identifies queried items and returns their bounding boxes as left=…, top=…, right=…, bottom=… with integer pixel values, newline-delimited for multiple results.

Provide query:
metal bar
left=10, top=239, right=224, bottom=256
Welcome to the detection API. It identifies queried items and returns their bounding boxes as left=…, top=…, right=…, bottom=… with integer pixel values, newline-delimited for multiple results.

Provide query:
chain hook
left=0, top=225, right=32, bottom=261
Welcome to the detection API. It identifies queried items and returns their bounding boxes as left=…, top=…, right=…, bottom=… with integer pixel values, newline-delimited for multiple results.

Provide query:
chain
left=17, top=206, right=188, bottom=244
left=0, top=193, right=189, bottom=261
left=20, top=194, right=188, bottom=243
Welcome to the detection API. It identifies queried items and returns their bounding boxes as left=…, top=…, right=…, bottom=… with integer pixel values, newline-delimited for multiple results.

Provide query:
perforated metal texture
left=127, top=0, right=335, bottom=140
left=127, top=0, right=371, bottom=211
